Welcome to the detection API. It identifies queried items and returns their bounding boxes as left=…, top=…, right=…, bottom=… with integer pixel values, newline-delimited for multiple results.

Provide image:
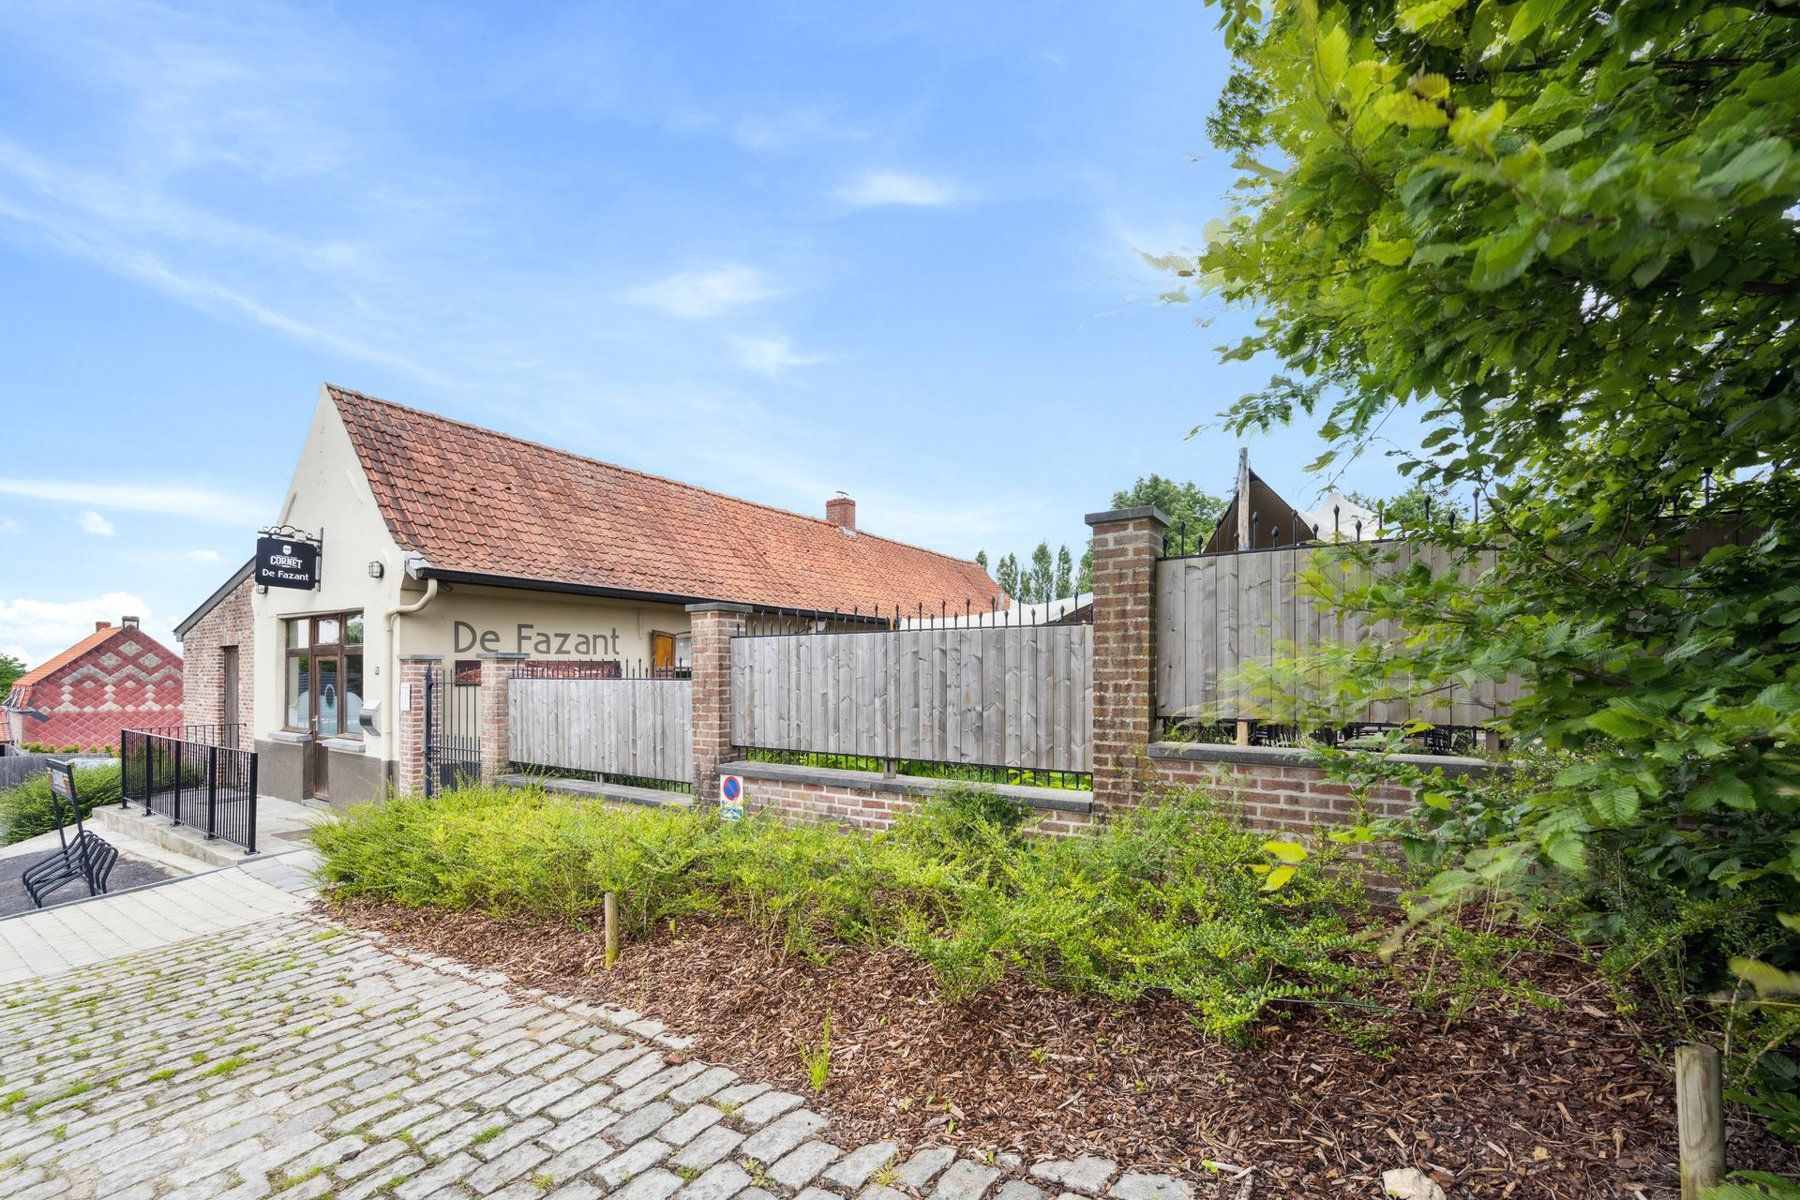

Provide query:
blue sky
left=0, top=1, right=1422, bottom=666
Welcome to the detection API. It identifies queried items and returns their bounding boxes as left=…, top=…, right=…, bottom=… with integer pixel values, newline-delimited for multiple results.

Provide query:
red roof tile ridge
left=8, top=622, right=177, bottom=696
left=324, top=383, right=987, bottom=569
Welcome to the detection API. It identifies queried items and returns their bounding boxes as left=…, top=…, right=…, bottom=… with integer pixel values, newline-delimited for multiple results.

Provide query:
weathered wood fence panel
left=1156, top=544, right=1524, bottom=727
left=509, top=678, right=693, bottom=784
left=731, top=625, right=1092, bottom=773
left=0, top=753, right=115, bottom=791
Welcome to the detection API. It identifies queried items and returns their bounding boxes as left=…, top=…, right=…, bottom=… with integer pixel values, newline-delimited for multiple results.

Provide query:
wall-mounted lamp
left=368, top=561, right=385, bottom=579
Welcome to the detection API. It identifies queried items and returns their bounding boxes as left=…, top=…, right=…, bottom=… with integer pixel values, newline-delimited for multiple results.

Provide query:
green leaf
left=1448, top=101, right=1507, bottom=153
left=1729, top=957, right=1800, bottom=998
left=1314, top=24, right=1349, bottom=93
left=1373, top=90, right=1449, bottom=129
left=1470, top=220, right=1544, bottom=290
left=1585, top=707, right=1654, bottom=740
left=1398, top=0, right=1467, bottom=32
left=1260, top=865, right=1298, bottom=892
left=1262, top=839, right=1309, bottom=864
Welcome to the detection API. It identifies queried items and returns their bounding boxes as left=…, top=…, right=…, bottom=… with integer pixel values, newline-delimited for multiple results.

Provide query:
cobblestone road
left=0, top=906, right=1203, bottom=1200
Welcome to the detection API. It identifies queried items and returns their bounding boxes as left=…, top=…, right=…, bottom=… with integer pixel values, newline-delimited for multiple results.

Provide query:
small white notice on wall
left=719, top=774, right=744, bottom=821
left=400, top=683, right=413, bottom=711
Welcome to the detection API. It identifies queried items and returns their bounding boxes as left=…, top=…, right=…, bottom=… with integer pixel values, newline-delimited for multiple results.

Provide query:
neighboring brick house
left=174, top=559, right=256, bottom=751
left=2, top=618, right=183, bottom=751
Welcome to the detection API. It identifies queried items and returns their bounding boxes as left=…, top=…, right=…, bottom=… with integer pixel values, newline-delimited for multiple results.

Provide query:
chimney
left=122, top=616, right=140, bottom=629
left=826, top=493, right=856, bottom=532
left=95, top=620, right=113, bottom=632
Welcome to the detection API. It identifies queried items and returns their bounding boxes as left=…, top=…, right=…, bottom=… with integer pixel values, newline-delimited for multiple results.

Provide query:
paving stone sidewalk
left=0, top=910, right=1204, bottom=1200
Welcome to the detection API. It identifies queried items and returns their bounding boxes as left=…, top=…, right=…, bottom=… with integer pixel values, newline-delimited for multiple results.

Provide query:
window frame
left=283, top=611, right=366, bottom=738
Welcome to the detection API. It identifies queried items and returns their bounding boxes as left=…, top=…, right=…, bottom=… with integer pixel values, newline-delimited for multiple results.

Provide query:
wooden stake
left=1676, top=1043, right=1724, bottom=1200
left=603, top=892, right=620, bottom=971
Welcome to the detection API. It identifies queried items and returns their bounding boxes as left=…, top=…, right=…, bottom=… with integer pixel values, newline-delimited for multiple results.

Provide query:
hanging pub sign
left=255, top=527, right=322, bottom=590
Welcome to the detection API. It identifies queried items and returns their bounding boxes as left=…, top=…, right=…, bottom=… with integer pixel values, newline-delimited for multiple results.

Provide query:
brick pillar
left=686, top=602, right=751, bottom=807
left=1084, top=505, right=1170, bottom=816
left=395, top=656, right=442, bottom=797
left=478, top=653, right=526, bottom=783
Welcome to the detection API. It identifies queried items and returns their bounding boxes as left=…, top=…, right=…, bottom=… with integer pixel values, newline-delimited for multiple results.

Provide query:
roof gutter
left=411, top=566, right=889, bottom=625
left=383, top=556, right=441, bottom=752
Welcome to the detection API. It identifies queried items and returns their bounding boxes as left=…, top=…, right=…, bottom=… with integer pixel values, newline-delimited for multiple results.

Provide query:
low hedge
left=312, top=782, right=1372, bottom=1038
left=0, top=765, right=123, bottom=845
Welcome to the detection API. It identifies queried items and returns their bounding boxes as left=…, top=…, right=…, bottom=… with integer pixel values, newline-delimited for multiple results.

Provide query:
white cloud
left=182, top=549, right=225, bottom=564
left=731, top=107, right=867, bottom=153
left=623, top=265, right=780, bottom=320
left=0, top=478, right=261, bottom=523
left=730, top=334, right=826, bottom=377
left=0, top=592, right=154, bottom=668
left=78, top=510, right=115, bottom=536
left=835, top=171, right=962, bottom=209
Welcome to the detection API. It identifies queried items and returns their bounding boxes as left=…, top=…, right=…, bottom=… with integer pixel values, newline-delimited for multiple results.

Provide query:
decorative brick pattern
left=478, top=653, right=526, bottom=783
left=179, top=575, right=256, bottom=751
left=6, top=619, right=184, bottom=752
left=688, top=604, right=750, bottom=806
left=1081, top=509, right=1169, bottom=818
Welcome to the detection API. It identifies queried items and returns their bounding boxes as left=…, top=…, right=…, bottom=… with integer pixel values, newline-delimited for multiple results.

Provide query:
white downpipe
left=384, top=577, right=439, bottom=758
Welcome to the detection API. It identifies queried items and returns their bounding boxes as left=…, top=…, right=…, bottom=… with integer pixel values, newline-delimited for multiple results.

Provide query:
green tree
left=995, top=553, right=1020, bottom=601
left=975, top=549, right=989, bottom=574
left=1169, top=0, right=1799, bottom=1018
left=0, top=653, right=25, bottom=701
left=1054, top=545, right=1074, bottom=600
left=1112, top=475, right=1228, bottom=549
left=1028, top=542, right=1055, bottom=605
left=1346, top=484, right=1448, bottom=534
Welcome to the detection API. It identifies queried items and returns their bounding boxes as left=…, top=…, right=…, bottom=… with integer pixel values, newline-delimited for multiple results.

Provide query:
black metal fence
left=423, top=665, right=480, bottom=796
left=120, top=727, right=258, bottom=853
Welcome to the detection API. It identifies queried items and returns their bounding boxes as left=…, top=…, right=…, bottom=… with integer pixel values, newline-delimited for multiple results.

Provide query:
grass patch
left=313, top=781, right=1371, bottom=1038
left=204, top=1056, right=250, bottom=1077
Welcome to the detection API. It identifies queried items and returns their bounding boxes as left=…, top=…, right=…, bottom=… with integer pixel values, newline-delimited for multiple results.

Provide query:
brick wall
left=1145, top=741, right=1488, bottom=835
left=395, top=657, right=440, bottom=796
left=178, top=575, right=255, bottom=751
left=15, top=622, right=184, bottom=753
left=1083, top=506, right=1169, bottom=817
left=687, top=603, right=750, bottom=804
left=476, top=653, right=525, bottom=783
left=721, top=760, right=1097, bottom=838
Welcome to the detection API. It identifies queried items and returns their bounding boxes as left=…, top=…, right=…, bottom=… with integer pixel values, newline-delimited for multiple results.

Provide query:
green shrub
left=314, top=782, right=1370, bottom=1037
left=0, top=766, right=123, bottom=845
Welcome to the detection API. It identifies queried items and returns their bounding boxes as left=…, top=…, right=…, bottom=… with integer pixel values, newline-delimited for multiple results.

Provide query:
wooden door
left=651, top=631, right=676, bottom=677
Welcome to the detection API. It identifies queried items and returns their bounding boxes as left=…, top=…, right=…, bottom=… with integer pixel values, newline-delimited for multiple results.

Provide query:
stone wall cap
left=1084, top=505, right=1172, bottom=529
left=1148, top=739, right=1499, bottom=774
left=685, top=602, right=754, bottom=614
left=320, top=737, right=366, bottom=753
left=475, top=651, right=529, bottom=660
left=719, top=758, right=1093, bottom=814
left=398, top=654, right=445, bottom=662
left=264, top=730, right=315, bottom=745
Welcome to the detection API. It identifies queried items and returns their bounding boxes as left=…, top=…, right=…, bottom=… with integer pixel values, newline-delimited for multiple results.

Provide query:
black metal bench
left=19, top=761, right=118, bottom=908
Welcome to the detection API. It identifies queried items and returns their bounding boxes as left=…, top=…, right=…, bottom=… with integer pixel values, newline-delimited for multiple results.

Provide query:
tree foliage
left=0, top=653, right=25, bottom=701
left=1168, top=0, right=1799, bottom=1001
left=1113, top=475, right=1229, bottom=540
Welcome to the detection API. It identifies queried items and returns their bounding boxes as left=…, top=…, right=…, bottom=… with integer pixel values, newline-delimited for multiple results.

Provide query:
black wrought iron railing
left=120, top=728, right=258, bottom=853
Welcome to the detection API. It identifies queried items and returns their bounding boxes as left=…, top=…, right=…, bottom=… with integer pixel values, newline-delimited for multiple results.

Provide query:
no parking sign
left=719, top=774, right=744, bottom=821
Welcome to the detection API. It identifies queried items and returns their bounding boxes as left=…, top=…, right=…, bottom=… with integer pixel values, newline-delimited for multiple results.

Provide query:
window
left=285, top=611, right=365, bottom=736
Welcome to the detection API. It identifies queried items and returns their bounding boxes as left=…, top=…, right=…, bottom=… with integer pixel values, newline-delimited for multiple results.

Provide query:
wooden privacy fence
left=1155, top=542, right=1524, bottom=728
left=730, top=624, right=1093, bottom=773
left=509, top=677, right=693, bottom=784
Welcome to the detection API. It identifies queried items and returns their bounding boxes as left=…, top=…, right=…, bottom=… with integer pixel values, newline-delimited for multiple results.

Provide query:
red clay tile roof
left=5, top=623, right=176, bottom=709
left=329, top=386, right=1008, bottom=615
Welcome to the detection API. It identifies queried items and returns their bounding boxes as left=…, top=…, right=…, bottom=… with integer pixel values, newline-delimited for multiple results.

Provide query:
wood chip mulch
left=328, top=898, right=1798, bottom=1199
